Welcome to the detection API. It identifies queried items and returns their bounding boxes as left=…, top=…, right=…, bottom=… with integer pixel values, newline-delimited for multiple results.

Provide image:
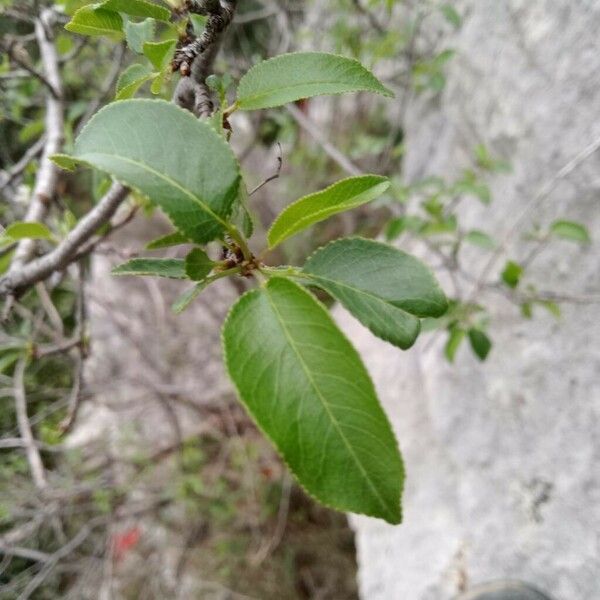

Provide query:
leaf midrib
left=239, top=79, right=384, bottom=105
left=302, top=272, right=419, bottom=316
left=264, top=283, right=395, bottom=521
left=79, top=152, right=232, bottom=230
left=269, top=198, right=370, bottom=246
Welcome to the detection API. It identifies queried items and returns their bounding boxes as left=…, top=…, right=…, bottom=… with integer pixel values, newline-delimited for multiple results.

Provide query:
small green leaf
left=454, top=170, right=491, bottom=204
left=385, top=217, right=407, bottom=241
left=439, top=4, right=462, bottom=28
left=445, top=327, right=465, bottom=363
left=143, top=39, right=176, bottom=70
left=4, top=222, right=54, bottom=241
left=172, top=281, right=208, bottom=313
left=97, top=0, right=170, bottom=21
left=550, top=220, right=591, bottom=244
left=222, top=277, right=404, bottom=523
left=124, top=17, right=155, bottom=54
left=237, top=52, right=393, bottom=111
left=302, top=237, right=448, bottom=350
left=538, top=300, right=561, bottom=319
left=474, top=144, right=511, bottom=172
left=143, top=40, right=175, bottom=95
left=185, top=248, right=213, bottom=281
left=268, top=175, right=390, bottom=249
left=468, top=328, right=492, bottom=361
left=501, top=260, right=523, bottom=289
left=115, top=63, right=155, bottom=99
left=464, top=230, right=495, bottom=249
left=65, top=6, right=124, bottom=37
left=112, top=258, right=187, bottom=278
left=64, top=99, right=240, bottom=244
left=149, top=69, right=169, bottom=95
left=146, top=231, right=189, bottom=249
left=521, top=302, right=533, bottom=319
left=50, top=153, right=80, bottom=171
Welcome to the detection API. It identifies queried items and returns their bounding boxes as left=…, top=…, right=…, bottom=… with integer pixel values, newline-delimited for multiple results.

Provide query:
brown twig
left=249, top=142, right=283, bottom=196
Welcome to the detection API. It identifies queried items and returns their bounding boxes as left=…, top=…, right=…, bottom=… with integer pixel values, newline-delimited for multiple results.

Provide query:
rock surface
left=337, top=1, right=600, bottom=599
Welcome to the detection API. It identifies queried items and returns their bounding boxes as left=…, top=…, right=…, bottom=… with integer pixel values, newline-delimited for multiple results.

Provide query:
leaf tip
left=50, top=154, right=79, bottom=171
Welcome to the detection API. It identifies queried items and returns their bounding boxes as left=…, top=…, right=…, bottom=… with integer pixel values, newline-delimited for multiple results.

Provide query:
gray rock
left=332, top=1, right=600, bottom=599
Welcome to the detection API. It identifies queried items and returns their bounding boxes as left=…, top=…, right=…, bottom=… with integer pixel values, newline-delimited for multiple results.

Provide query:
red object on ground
left=112, top=526, right=141, bottom=563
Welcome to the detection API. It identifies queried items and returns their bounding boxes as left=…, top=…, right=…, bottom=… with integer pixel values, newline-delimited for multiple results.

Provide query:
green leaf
left=501, top=260, right=523, bottom=289
left=550, top=220, right=591, bottom=244
left=468, top=328, right=492, bottom=361
left=150, top=69, right=169, bottom=95
left=112, top=258, right=187, bottom=278
left=124, top=17, right=155, bottom=54
left=538, top=300, right=561, bottom=319
left=439, top=4, right=462, bottom=28
left=172, top=281, right=207, bottom=314
left=445, top=327, right=465, bottom=363
left=222, top=277, right=403, bottom=523
left=66, top=99, right=240, bottom=244
left=3, top=222, right=54, bottom=241
left=464, top=229, right=495, bottom=249
left=302, top=238, right=447, bottom=349
left=97, top=0, right=170, bottom=21
left=185, top=248, right=213, bottom=281
left=385, top=217, right=407, bottom=241
left=236, top=52, right=394, bottom=111
left=143, top=39, right=175, bottom=70
left=65, top=6, right=124, bottom=37
left=454, top=170, right=491, bottom=204
left=474, top=144, right=511, bottom=173
left=115, top=63, right=155, bottom=99
left=232, top=182, right=254, bottom=238
left=146, top=231, right=189, bottom=249
left=143, top=40, right=175, bottom=95
left=268, top=175, right=390, bottom=249
left=50, top=153, right=80, bottom=171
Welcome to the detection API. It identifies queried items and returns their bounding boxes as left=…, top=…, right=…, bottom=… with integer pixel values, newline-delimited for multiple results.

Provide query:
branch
left=0, top=136, right=46, bottom=194
left=13, top=358, right=48, bottom=490
left=249, top=142, right=283, bottom=196
left=173, top=0, right=238, bottom=117
left=286, top=104, right=361, bottom=175
left=0, top=183, right=129, bottom=298
left=0, top=544, right=51, bottom=564
left=16, top=521, right=98, bottom=600
left=75, top=42, right=126, bottom=136
left=172, top=0, right=236, bottom=74
left=0, top=1, right=239, bottom=299
left=351, top=0, right=385, bottom=33
left=0, top=39, right=60, bottom=98
left=469, top=133, right=600, bottom=300
left=10, top=9, right=64, bottom=273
